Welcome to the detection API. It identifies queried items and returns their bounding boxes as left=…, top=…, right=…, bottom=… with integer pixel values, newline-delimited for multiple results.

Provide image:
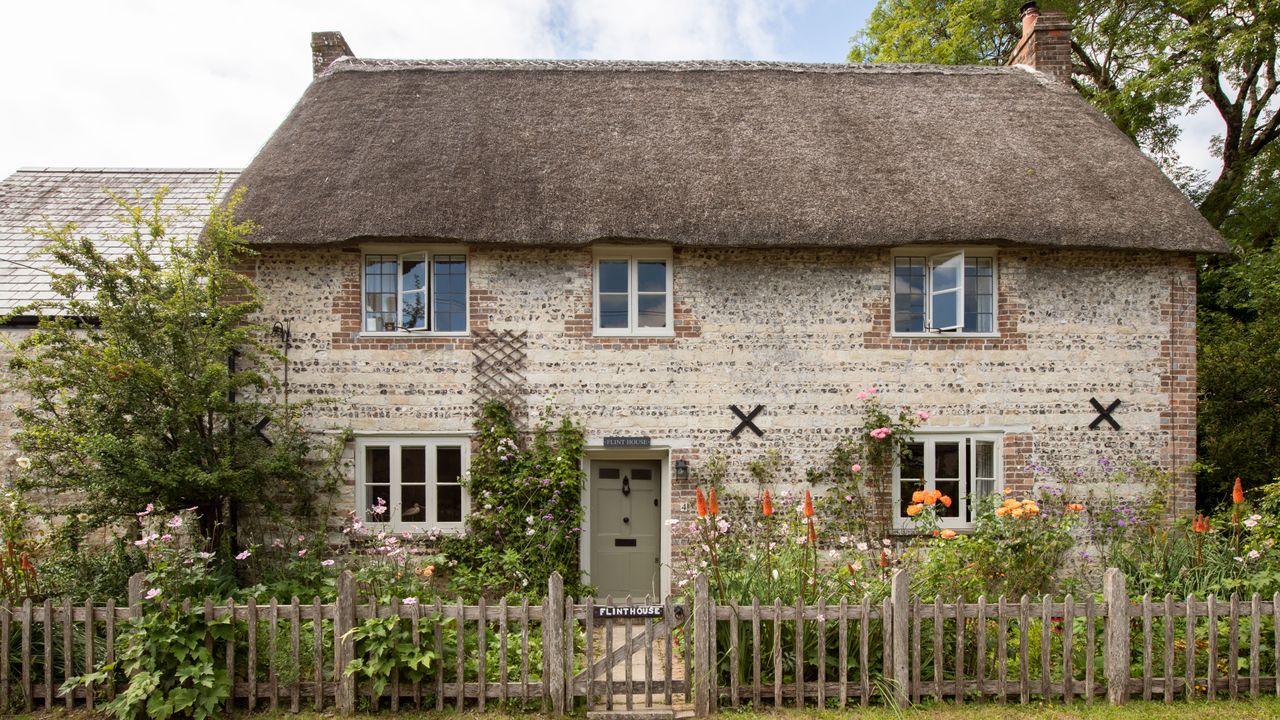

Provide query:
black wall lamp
left=674, top=459, right=690, bottom=482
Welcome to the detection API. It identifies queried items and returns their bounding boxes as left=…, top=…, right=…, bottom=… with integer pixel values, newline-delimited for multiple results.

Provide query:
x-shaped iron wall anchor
left=730, top=405, right=764, bottom=438
left=1088, top=398, right=1122, bottom=431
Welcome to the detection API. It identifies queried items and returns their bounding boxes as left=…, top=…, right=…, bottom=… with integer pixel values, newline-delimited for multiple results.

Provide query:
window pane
left=894, top=258, right=926, bottom=333
left=401, top=290, right=426, bottom=329
left=963, top=256, right=994, bottom=333
left=932, top=290, right=959, bottom=330
left=433, top=255, right=467, bottom=332
left=364, top=446, right=391, bottom=522
left=401, top=254, right=426, bottom=292
left=936, top=480, right=961, bottom=517
left=901, top=443, right=924, bottom=479
left=600, top=293, right=628, bottom=328
left=637, top=261, right=667, bottom=292
left=438, top=485, right=463, bottom=523
left=935, top=443, right=960, bottom=479
left=437, top=446, right=463, bottom=484
left=402, top=484, right=426, bottom=521
left=402, top=447, right=426, bottom=484
left=365, top=255, right=399, bottom=332
left=637, top=293, right=667, bottom=328
left=599, top=260, right=628, bottom=294
left=366, top=485, right=391, bottom=522
left=900, top=480, right=924, bottom=516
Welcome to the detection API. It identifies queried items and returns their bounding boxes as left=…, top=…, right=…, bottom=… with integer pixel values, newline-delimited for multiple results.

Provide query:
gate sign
left=594, top=604, right=664, bottom=619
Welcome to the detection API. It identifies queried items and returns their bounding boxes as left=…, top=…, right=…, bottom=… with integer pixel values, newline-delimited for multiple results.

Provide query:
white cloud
left=0, top=0, right=800, bottom=177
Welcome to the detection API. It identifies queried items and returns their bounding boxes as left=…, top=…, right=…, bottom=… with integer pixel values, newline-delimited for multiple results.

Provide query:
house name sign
left=603, top=436, right=651, bottom=448
left=593, top=605, right=664, bottom=619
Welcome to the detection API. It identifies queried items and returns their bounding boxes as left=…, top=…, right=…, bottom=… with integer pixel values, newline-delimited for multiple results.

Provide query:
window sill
left=592, top=330, right=676, bottom=338
left=890, top=332, right=1000, bottom=340
left=357, top=331, right=470, bottom=339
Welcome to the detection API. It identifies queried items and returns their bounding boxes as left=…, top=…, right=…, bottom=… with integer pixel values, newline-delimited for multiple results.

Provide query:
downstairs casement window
left=363, top=250, right=467, bottom=334
left=893, top=434, right=1001, bottom=531
left=892, top=249, right=996, bottom=334
left=356, top=437, right=469, bottom=533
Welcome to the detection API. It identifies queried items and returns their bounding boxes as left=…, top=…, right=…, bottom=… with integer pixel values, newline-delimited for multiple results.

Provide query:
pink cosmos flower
left=321, top=559, right=335, bottom=567
left=166, top=516, right=183, bottom=528
left=235, top=550, right=251, bottom=561
left=145, top=588, right=162, bottom=600
left=136, top=503, right=153, bottom=517
left=402, top=597, right=419, bottom=605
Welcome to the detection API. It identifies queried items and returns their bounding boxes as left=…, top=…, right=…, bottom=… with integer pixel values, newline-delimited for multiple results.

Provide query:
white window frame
left=890, top=247, right=999, bottom=337
left=592, top=246, right=675, bottom=337
left=892, top=431, right=1003, bottom=532
left=361, top=244, right=469, bottom=336
left=354, top=435, right=470, bottom=533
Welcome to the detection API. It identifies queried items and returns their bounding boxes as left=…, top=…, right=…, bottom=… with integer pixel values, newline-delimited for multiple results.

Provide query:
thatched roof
left=233, top=59, right=1225, bottom=253
left=0, top=168, right=237, bottom=317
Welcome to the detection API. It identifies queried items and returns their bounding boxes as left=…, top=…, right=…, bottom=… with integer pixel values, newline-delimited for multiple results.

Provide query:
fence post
left=546, top=571, right=566, bottom=716
left=1103, top=568, right=1130, bottom=705
left=694, top=573, right=712, bottom=718
left=335, top=570, right=356, bottom=714
left=890, top=569, right=910, bottom=708
left=127, top=573, right=144, bottom=620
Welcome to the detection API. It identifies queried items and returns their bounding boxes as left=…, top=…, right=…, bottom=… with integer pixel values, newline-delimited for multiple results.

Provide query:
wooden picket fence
left=2, top=569, right=1280, bottom=715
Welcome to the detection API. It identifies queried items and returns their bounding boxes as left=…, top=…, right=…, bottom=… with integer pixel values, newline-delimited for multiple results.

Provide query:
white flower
left=526, top=515, right=535, bottom=525
left=235, top=550, right=251, bottom=561
left=839, top=535, right=849, bottom=544
left=771, top=569, right=779, bottom=581
left=15, top=457, right=32, bottom=470
left=402, top=597, right=419, bottom=605
left=1235, top=556, right=1246, bottom=563
left=1245, top=519, right=1259, bottom=527
left=1249, top=550, right=1262, bottom=559
left=321, top=559, right=335, bottom=567
left=882, top=539, right=892, bottom=547
left=667, top=519, right=680, bottom=527
left=1252, top=514, right=1263, bottom=521
left=525, top=528, right=535, bottom=536
left=856, top=542, right=869, bottom=552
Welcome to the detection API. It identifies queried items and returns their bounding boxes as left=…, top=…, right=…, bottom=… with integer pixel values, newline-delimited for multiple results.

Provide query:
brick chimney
left=1008, top=2, right=1072, bottom=85
left=311, top=31, right=354, bottom=78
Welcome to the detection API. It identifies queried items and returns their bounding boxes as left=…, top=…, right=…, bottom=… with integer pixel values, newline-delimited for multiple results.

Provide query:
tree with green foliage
left=850, top=0, right=1280, bottom=227
left=2, top=186, right=321, bottom=550
left=852, top=1, right=1280, bottom=501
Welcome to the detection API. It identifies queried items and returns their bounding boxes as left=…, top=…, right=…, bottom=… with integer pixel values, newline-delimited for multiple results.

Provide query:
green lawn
left=17, top=701, right=1280, bottom=720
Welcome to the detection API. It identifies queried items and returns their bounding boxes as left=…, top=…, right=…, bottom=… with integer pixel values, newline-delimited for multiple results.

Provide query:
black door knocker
left=622, top=475, right=631, bottom=497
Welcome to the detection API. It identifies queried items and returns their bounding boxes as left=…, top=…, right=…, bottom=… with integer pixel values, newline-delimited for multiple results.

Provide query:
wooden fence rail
left=2, top=569, right=1279, bottom=715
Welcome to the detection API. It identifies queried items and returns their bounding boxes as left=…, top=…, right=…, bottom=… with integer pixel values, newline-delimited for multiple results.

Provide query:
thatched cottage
left=0, top=6, right=1225, bottom=597
left=225, top=8, right=1224, bottom=597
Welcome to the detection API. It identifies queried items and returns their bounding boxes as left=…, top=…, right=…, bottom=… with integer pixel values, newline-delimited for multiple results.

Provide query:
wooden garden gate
left=571, top=595, right=691, bottom=715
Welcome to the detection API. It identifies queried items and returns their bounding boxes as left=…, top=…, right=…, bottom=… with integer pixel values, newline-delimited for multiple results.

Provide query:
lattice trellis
left=472, top=329, right=528, bottom=410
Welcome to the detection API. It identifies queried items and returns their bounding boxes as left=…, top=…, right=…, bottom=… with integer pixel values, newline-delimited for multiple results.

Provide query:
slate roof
left=233, top=58, right=1225, bottom=253
left=0, top=168, right=238, bottom=317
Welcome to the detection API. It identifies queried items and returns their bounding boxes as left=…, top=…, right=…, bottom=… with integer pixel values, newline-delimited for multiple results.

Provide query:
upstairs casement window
left=357, top=436, right=469, bottom=533
left=593, top=249, right=673, bottom=336
left=893, top=434, right=1001, bottom=531
left=892, top=249, right=996, bottom=335
left=363, top=250, right=467, bottom=334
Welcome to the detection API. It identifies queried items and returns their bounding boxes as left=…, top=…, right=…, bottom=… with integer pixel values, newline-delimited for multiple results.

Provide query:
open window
left=893, top=249, right=996, bottom=334
left=363, top=249, right=468, bottom=334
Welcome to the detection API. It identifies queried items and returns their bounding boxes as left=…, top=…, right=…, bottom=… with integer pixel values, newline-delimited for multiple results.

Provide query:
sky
left=2, top=0, right=1220, bottom=181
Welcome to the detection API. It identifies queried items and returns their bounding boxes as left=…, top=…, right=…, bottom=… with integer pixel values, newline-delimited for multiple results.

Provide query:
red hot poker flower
left=1233, top=476, right=1245, bottom=504
left=695, top=487, right=708, bottom=518
left=762, top=489, right=774, bottom=517
left=708, top=487, right=719, bottom=516
left=803, top=489, right=814, bottom=518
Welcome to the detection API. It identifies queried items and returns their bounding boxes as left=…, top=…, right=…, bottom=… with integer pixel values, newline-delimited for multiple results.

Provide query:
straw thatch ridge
left=232, top=59, right=1225, bottom=253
